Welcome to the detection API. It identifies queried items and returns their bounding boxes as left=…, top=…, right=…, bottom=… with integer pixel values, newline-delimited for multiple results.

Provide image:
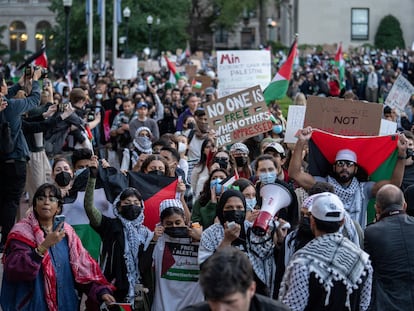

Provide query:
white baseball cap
left=335, top=149, right=357, bottom=163
left=309, top=192, right=345, bottom=222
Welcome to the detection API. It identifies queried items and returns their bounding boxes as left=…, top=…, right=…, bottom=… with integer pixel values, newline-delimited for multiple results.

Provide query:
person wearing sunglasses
left=289, top=126, right=408, bottom=229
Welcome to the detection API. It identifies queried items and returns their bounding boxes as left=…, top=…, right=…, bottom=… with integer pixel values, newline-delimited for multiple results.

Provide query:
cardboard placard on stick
left=205, top=85, right=273, bottom=147
left=189, top=75, right=212, bottom=91
left=304, top=96, right=383, bottom=136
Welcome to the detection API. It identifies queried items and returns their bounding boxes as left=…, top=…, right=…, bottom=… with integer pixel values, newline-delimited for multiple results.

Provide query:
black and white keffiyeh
left=327, top=176, right=366, bottom=226
left=280, top=233, right=371, bottom=308
left=113, top=195, right=153, bottom=303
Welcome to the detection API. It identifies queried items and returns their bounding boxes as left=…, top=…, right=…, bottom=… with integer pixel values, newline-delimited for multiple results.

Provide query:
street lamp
left=63, top=0, right=72, bottom=74
left=147, top=15, right=153, bottom=58
left=156, top=18, right=160, bottom=57
left=123, top=6, right=131, bottom=57
left=267, top=18, right=277, bottom=43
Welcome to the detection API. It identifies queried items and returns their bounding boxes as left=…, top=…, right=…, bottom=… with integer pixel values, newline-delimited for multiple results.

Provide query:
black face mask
left=223, top=210, right=245, bottom=225
left=214, top=158, right=228, bottom=169
left=119, top=204, right=142, bottom=221
left=55, top=171, right=72, bottom=187
left=164, top=227, right=189, bottom=238
left=234, top=157, right=247, bottom=167
left=148, top=170, right=164, bottom=176
left=187, top=122, right=195, bottom=130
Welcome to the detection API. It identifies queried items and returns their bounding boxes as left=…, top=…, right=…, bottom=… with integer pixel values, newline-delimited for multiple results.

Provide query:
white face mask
left=178, top=142, right=187, bottom=154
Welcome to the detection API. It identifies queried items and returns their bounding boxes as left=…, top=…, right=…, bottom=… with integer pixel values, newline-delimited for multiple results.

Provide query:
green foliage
left=374, top=15, right=405, bottom=50
left=47, top=0, right=191, bottom=63
left=212, top=0, right=255, bottom=30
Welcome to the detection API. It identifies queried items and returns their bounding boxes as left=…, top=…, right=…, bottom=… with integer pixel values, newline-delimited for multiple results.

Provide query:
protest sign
left=114, top=57, right=138, bottom=80
left=144, top=60, right=161, bottom=73
left=217, top=50, right=271, bottom=97
left=285, top=105, right=306, bottom=144
left=304, top=96, right=383, bottom=136
left=189, top=75, right=212, bottom=91
left=205, top=85, right=272, bottom=147
left=384, top=74, right=414, bottom=112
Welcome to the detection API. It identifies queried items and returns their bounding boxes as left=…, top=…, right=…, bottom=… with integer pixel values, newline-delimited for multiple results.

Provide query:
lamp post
left=147, top=15, right=153, bottom=58
left=156, top=18, right=160, bottom=57
left=267, top=18, right=277, bottom=43
left=123, top=6, right=131, bottom=57
left=63, top=0, right=72, bottom=74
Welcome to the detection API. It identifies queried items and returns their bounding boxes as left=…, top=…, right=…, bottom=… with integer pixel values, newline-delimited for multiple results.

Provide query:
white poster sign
left=217, top=50, right=271, bottom=97
left=285, top=105, right=306, bottom=143
left=114, top=57, right=138, bottom=80
left=384, top=74, right=414, bottom=112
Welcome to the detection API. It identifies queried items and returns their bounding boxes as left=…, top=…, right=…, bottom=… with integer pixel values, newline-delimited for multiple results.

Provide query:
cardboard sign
left=384, top=74, right=414, bottom=112
left=114, top=57, right=138, bottom=80
left=217, top=50, right=271, bottom=97
left=205, top=85, right=272, bottom=147
left=185, top=65, right=198, bottom=77
left=285, top=105, right=306, bottom=144
left=304, top=96, right=383, bottom=136
left=144, top=60, right=161, bottom=73
left=189, top=75, right=212, bottom=91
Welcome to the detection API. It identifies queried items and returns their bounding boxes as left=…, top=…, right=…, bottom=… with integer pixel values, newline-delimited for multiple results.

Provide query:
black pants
left=0, top=160, right=27, bottom=245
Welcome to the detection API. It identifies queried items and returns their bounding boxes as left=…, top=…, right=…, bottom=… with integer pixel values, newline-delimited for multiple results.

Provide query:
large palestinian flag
left=128, top=172, right=178, bottom=230
left=63, top=167, right=125, bottom=260
left=308, top=129, right=399, bottom=223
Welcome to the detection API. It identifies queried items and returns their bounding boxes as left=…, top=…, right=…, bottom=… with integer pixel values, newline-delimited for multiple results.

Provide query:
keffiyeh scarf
left=113, top=200, right=153, bottom=303
left=3, top=212, right=113, bottom=311
left=280, top=233, right=370, bottom=308
left=327, top=176, right=365, bottom=226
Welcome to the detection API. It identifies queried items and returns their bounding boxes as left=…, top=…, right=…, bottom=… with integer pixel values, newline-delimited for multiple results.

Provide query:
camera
left=120, top=116, right=129, bottom=124
left=87, top=111, right=95, bottom=122
left=58, top=102, right=68, bottom=112
left=25, top=65, right=48, bottom=79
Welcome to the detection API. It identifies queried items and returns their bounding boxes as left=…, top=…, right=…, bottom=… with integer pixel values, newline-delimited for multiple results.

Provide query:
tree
left=374, top=15, right=405, bottom=50
left=47, top=0, right=190, bottom=65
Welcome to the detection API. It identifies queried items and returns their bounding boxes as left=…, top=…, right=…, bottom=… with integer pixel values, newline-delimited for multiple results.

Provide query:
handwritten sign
left=205, top=85, right=272, bottom=147
left=285, top=105, right=306, bottom=144
left=188, top=75, right=212, bottom=91
left=217, top=50, right=271, bottom=97
left=304, top=96, right=383, bottom=136
left=114, top=57, right=138, bottom=80
left=385, top=74, right=414, bottom=112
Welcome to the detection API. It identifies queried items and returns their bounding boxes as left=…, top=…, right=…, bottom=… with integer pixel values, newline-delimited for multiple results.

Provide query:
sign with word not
left=304, top=96, right=383, bottom=136
left=217, top=50, right=271, bottom=97
left=205, top=85, right=273, bottom=147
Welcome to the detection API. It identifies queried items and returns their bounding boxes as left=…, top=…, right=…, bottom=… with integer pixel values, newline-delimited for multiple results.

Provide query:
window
left=35, top=21, right=52, bottom=50
left=215, top=26, right=228, bottom=44
left=9, top=21, right=27, bottom=52
left=351, top=8, right=369, bottom=40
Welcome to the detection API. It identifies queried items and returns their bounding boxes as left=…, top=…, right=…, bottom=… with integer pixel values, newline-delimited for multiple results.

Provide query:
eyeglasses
left=36, top=196, right=59, bottom=202
left=214, top=157, right=229, bottom=162
left=335, top=160, right=355, bottom=168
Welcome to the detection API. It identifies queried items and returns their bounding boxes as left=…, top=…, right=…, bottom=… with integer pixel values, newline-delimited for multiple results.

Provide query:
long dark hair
left=198, top=168, right=229, bottom=206
left=196, top=138, right=214, bottom=172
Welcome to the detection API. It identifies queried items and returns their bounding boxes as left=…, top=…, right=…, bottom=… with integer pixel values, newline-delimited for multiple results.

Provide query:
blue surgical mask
left=210, top=178, right=224, bottom=195
left=272, top=124, right=283, bottom=134
left=74, top=167, right=87, bottom=178
left=259, top=172, right=276, bottom=185
left=95, top=94, right=103, bottom=100
left=245, top=198, right=257, bottom=211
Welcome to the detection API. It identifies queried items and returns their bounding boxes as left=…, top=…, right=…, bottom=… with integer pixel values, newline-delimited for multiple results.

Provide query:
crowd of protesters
left=0, top=44, right=414, bottom=310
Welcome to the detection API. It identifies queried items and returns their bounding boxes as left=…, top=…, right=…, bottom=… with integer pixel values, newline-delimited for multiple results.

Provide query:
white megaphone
left=252, top=183, right=293, bottom=236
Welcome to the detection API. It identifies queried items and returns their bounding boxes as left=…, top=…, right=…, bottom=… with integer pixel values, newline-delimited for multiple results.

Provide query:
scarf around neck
left=3, top=212, right=113, bottom=311
left=327, top=176, right=365, bottom=226
left=280, top=233, right=370, bottom=308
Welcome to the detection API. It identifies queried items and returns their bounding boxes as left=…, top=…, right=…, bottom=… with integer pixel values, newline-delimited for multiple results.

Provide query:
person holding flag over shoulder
left=288, top=126, right=408, bottom=228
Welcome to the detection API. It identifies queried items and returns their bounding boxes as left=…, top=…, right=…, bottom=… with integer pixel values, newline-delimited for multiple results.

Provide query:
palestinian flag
left=263, top=37, right=297, bottom=104
left=128, top=172, right=178, bottom=230
left=106, top=303, right=133, bottom=311
left=164, top=55, right=181, bottom=85
left=63, top=167, right=126, bottom=259
left=308, top=129, right=399, bottom=223
left=334, top=42, right=345, bottom=89
left=191, top=79, right=202, bottom=89
left=34, top=42, right=48, bottom=68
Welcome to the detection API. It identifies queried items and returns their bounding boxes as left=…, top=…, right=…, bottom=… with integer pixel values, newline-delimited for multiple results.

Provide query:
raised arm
left=84, top=156, right=103, bottom=227
left=288, top=126, right=316, bottom=190
left=372, top=133, right=408, bottom=196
